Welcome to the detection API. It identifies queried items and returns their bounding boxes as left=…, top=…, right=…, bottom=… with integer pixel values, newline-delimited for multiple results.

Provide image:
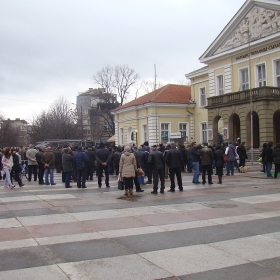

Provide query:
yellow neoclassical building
left=112, top=84, right=195, bottom=146
left=186, top=0, right=280, bottom=148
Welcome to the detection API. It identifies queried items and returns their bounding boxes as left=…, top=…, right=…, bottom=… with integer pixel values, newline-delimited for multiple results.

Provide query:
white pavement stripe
left=2, top=211, right=280, bottom=250
left=0, top=239, right=38, bottom=250
left=0, top=218, right=22, bottom=229
left=17, top=213, right=79, bottom=226
left=0, top=194, right=76, bottom=203
left=0, top=265, right=69, bottom=280
left=231, top=193, right=280, bottom=204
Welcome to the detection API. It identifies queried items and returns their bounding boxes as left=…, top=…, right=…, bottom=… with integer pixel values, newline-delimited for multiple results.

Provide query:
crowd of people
left=0, top=139, right=279, bottom=193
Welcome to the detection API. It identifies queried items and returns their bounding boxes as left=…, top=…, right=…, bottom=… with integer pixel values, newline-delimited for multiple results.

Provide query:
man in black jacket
left=166, top=143, right=183, bottom=192
left=36, top=147, right=45, bottom=185
left=148, top=145, right=165, bottom=194
left=190, top=142, right=201, bottom=184
left=86, top=147, right=96, bottom=180
left=96, top=142, right=111, bottom=188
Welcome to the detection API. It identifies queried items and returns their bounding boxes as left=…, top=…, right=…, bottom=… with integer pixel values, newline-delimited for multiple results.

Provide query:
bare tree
left=28, top=97, right=79, bottom=143
left=93, top=64, right=140, bottom=106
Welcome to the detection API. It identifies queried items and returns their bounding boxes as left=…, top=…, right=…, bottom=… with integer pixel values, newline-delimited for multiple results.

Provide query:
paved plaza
left=0, top=166, right=280, bottom=280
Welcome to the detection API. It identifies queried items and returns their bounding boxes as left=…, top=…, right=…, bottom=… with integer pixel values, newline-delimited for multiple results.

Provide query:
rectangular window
left=240, top=68, right=249, bottom=90
left=161, top=123, right=169, bottom=144
left=201, top=122, right=207, bottom=143
left=179, top=123, right=188, bottom=142
left=200, top=87, right=206, bottom=107
left=120, top=128, right=124, bottom=145
left=257, top=64, right=266, bottom=87
left=142, top=124, right=147, bottom=144
left=217, top=75, right=224, bottom=95
left=276, top=60, right=280, bottom=87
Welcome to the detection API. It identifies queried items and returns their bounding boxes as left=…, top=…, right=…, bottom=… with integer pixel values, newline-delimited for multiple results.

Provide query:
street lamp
left=72, top=103, right=83, bottom=147
left=134, top=129, right=138, bottom=146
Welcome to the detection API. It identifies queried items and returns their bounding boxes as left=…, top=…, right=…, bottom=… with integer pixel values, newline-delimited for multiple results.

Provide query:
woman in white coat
left=1, top=147, right=15, bottom=189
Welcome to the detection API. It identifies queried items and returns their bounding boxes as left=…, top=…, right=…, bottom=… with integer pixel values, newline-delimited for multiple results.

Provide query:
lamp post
left=134, top=129, right=138, bottom=146
left=72, top=103, right=83, bottom=147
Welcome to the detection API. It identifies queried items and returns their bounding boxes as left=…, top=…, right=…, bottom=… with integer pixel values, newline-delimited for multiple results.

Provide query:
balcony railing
left=206, top=87, right=280, bottom=108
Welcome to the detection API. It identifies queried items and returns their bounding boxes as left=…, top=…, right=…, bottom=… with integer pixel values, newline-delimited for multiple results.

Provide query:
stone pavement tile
left=211, top=235, right=280, bottom=262
left=135, top=213, right=198, bottom=226
left=159, top=220, right=217, bottom=231
left=0, top=238, right=38, bottom=250
left=139, top=244, right=248, bottom=276
left=83, top=216, right=151, bottom=231
left=179, top=262, right=279, bottom=280
left=260, top=277, right=280, bottom=280
left=11, top=207, right=66, bottom=217
left=58, top=254, right=173, bottom=280
left=0, top=218, right=22, bottom=229
left=0, top=211, right=15, bottom=219
left=229, top=217, right=280, bottom=235
left=0, top=247, right=54, bottom=271
left=231, top=194, right=280, bottom=204
left=256, top=257, right=280, bottom=274
left=36, top=232, right=105, bottom=245
left=47, top=199, right=93, bottom=207
left=0, top=227, right=32, bottom=242
left=0, top=196, right=40, bottom=203
left=26, top=221, right=94, bottom=238
left=5, top=201, right=51, bottom=211
left=70, top=209, right=126, bottom=221
left=37, top=194, right=76, bottom=200
left=112, top=224, right=252, bottom=254
left=17, top=213, right=78, bottom=226
left=0, top=205, right=8, bottom=211
left=0, top=265, right=69, bottom=280
left=264, top=232, right=280, bottom=242
left=45, top=239, right=133, bottom=263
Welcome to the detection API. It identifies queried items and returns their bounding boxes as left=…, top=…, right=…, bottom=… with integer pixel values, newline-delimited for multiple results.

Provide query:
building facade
left=186, top=0, right=280, bottom=148
left=112, top=84, right=195, bottom=146
left=76, top=88, right=118, bottom=144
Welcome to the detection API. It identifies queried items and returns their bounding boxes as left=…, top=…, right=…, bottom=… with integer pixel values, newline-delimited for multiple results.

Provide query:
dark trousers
left=202, top=165, right=213, bottom=183
left=97, top=164, right=109, bottom=186
left=186, top=159, right=193, bottom=172
left=133, top=172, right=141, bottom=191
left=169, top=167, right=182, bottom=190
left=28, top=165, right=38, bottom=181
left=152, top=168, right=165, bottom=191
left=11, top=168, right=23, bottom=186
left=87, top=165, right=94, bottom=180
left=275, top=163, right=280, bottom=178
left=64, top=171, right=71, bottom=187
left=38, top=164, right=44, bottom=184
left=145, top=164, right=152, bottom=182
left=76, top=169, right=86, bottom=188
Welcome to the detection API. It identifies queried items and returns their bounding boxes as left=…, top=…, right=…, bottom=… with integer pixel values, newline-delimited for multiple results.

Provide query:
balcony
left=205, top=87, right=280, bottom=109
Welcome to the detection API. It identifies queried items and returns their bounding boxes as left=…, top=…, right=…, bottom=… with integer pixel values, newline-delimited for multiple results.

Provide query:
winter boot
left=129, top=188, right=133, bottom=195
left=124, top=189, right=129, bottom=196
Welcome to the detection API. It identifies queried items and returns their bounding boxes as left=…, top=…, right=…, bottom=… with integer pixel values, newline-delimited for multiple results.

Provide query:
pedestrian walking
left=1, top=147, right=15, bottom=189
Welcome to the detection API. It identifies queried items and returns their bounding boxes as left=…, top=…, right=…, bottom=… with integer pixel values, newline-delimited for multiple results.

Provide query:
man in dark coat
left=73, top=147, right=89, bottom=188
left=200, top=142, right=214, bottom=184
left=113, top=146, right=122, bottom=176
left=190, top=142, right=201, bottom=184
left=96, top=142, right=111, bottom=188
left=36, top=146, right=45, bottom=185
left=62, top=147, right=73, bottom=188
left=166, top=142, right=183, bottom=192
left=266, top=141, right=274, bottom=178
left=86, top=147, right=96, bottom=180
left=148, top=145, right=165, bottom=194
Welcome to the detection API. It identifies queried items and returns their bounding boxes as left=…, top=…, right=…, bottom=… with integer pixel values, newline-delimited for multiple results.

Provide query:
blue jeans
left=64, top=171, right=71, bottom=187
left=266, top=162, right=272, bottom=177
left=3, top=168, right=13, bottom=187
left=44, top=168, right=55, bottom=185
left=192, top=162, right=200, bottom=182
left=227, top=161, right=235, bottom=175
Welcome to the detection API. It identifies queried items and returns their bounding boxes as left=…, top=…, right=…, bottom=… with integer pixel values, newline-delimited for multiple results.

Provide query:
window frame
left=274, top=59, right=280, bottom=87
left=199, top=87, right=207, bottom=107
left=239, top=67, right=250, bottom=90
left=256, top=63, right=267, bottom=87
left=119, top=128, right=124, bottom=145
left=160, top=123, right=170, bottom=144
left=216, top=75, right=224, bottom=95
left=179, top=123, right=188, bottom=142
left=200, top=122, right=208, bottom=143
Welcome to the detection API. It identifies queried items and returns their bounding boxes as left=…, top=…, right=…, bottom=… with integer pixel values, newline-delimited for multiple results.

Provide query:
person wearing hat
left=148, top=145, right=165, bottom=194
left=119, top=145, right=137, bottom=195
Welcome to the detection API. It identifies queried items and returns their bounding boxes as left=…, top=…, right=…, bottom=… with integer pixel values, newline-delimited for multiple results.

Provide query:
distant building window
left=120, top=128, right=124, bottom=145
left=179, top=123, right=188, bottom=142
left=217, top=75, right=224, bottom=95
left=142, top=124, right=147, bottom=144
left=240, top=68, right=249, bottom=90
left=200, top=87, right=206, bottom=107
left=201, top=122, right=207, bottom=143
left=257, top=64, right=266, bottom=87
left=276, top=60, right=280, bottom=87
left=161, top=123, right=169, bottom=144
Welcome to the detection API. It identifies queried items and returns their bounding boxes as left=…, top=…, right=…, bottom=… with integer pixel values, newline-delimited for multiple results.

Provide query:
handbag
left=223, top=154, right=228, bottom=163
left=118, top=180, right=124, bottom=190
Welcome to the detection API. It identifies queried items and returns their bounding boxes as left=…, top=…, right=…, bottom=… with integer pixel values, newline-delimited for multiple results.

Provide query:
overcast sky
left=0, top=0, right=246, bottom=121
